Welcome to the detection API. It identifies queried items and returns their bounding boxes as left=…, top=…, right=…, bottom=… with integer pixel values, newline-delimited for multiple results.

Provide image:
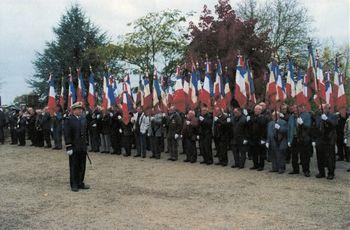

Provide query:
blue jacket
left=267, top=119, right=288, bottom=150
left=64, top=115, right=88, bottom=152
left=287, top=112, right=311, bottom=144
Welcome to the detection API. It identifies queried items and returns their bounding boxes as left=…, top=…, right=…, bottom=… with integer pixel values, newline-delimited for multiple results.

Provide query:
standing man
left=149, top=108, right=164, bottom=159
left=315, top=104, right=337, bottom=180
left=52, top=105, right=63, bottom=150
left=9, top=108, right=18, bottom=145
left=344, top=113, right=350, bottom=171
left=166, top=106, right=182, bottom=161
left=230, top=107, right=248, bottom=169
left=27, top=108, right=37, bottom=146
left=182, top=110, right=198, bottom=163
left=64, top=102, right=90, bottom=192
left=16, top=110, right=27, bottom=146
left=213, top=107, right=230, bottom=166
left=288, top=105, right=312, bottom=177
left=0, top=107, right=6, bottom=144
left=41, top=107, right=52, bottom=148
left=267, top=111, right=288, bottom=174
left=248, top=104, right=269, bottom=171
left=198, top=105, right=213, bottom=165
left=336, top=112, right=347, bottom=161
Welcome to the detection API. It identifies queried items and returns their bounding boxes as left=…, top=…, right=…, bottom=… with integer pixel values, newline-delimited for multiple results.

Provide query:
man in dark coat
left=336, top=112, right=347, bottom=161
left=149, top=108, right=164, bottom=159
left=16, top=110, right=27, bottom=146
left=52, top=105, right=63, bottom=150
left=41, top=107, right=52, bottom=148
left=247, top=104, right=269, bottom=171
left=27, top=108, right=37, bottom=146
left=198, top=105, right=213, bottom=165
left=110, top=107, right=123, bottom=155
left=8, top=109, right=18, bottom=145
left=87, top=107, right=100, bottom=152
left=0, top=108, right=6, bottom=144
left=230, top=107, right=248, bottom=168
left=213, top=107, right=230, bottom=166
left=182, top=110, right=198, bottom=163
left=166, top=106, right=182, bottom=161
left=315, top=104, right=338, bottom=180
left=64, top=102, right=90, bottom=192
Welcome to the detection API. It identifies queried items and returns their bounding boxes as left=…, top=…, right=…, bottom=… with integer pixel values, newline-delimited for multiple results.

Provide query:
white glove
left=246, top=116, right=250, bottom=122
left=344, top=139, right=347, bottom=144
left=243, top=140, right=248, bottom=145
left=63, top=114, right=67, bottom=118
left=109, top=113, right=113, bottom=117
left=130, top=117, right=135, bottom=123
left=66, top=149, right=73, bottom=156
left=275, top=123, right=280, bottom=130
left=162, top=113, right=166, bottom=117
left=265, top=143, right=269, bottom=148
left=312, top=142, right=316, bottom=147
left=175, top=134, right=179, bottom=139
left=92, top=124, right=97, bottom=127
left=214, top=117, right=218, bottom=122
left=243, top=109, right=248, bottom=116
left=186, top=120, right=190, bottom=125
left=321, top=114, right=327, bottom=121
left=118, top=115, right=122, bottom=120
left=260, top=140, right=265, bottom=145
left=197, top=135, right=200, bottom=140
left=86, top=111, right=89, bottom=115
left=297, top=117, right=303, bottom=125
left=288, top=142, right=291, bottom=147
left=97, top=114, right=101, bottom=119
left=279, top=113, right=285, bottom=118
left=119, top=129, right=122, bottom=133
left=226, top=118, right=231, bottom=123
left=180, top=135, right=183, bottom=139
left=199, top=116, right=204, bottom=121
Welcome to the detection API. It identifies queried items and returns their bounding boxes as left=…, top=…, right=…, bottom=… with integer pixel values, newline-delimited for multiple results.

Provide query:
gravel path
left=0, top=142, right=349, bottom=229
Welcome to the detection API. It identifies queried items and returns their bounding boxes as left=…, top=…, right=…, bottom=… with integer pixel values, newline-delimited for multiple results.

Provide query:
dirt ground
left=0, top=140, right=349, bottom=230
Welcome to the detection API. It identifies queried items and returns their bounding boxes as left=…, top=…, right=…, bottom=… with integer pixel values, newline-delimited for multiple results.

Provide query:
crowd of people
left=0, top=102, right=349, bottom=182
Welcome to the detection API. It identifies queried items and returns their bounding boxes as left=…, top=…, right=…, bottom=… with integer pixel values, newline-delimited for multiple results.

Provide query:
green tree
left=236, top=0, right=313, bottom=62
left=28, top=4, right=110, bottom=104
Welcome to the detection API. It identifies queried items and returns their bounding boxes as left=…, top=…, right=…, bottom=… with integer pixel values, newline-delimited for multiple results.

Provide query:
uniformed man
left=121, top=112, right=134, bottom=157
left=16, top=110, right=27, bottom=146
left=27, top=108, right=37, bottom=146
left=315, top=104, right=337, bottom=180
left=198, top=105, right=213, bottom=165
left=230, top=107, right=248, bottom=168
left=213, top=107, right=230, bottom=166
left=98, top=109, right=112, bottom=153
left=64, top=102, right=90, bottom=192
left=9, top=108, right=18, bottom=145
left=52, top=105, right=63, bottom=150
left=41, top=107, right=52, bottom=148
left=110, top=106, right=123, bottom=155
left=336, top=112, right=347, bottom=161
left=182, top=110, right=198, bottom=163
left=166, top=106, right=182, bottom=161
left=248, top=104, right=268, bottom=171
left=87, top=107, right=100, bottom=152
left=288, top=105, right=312, bottom=177
left=35, top=109, right=44, bottom=147
left=267, top=111, right=288, bottom=174
left=149, top=108, right=164, bottom=159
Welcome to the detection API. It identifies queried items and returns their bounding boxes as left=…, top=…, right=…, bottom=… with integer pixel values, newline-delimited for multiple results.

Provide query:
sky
left=0, top=0, right=349, bottom=105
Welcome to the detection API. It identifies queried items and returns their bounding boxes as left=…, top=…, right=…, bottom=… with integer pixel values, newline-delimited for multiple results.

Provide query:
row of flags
left=265, top=45, right=347, bottom=115
left=47, top=47, right=348, bottom=120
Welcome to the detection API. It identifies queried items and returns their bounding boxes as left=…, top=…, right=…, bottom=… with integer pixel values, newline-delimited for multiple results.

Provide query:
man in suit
left=198, top=105, right=213, bottom=165
left=166, top=106, right=182, bottom=161
left=182, top=110, right=198, bottom=163
left=315, top=104, right=338, bottom=180
left=267, top=111, right=288, bottom=174
left=230, top=107, right=248, bottom=168
left=288, top=105, right=312, bottom=177
left=52, top=105, right=63, bottom=150
left=41, top=107, right=52, bottom=148
left=213, top=107, right=230, bottom=166
left=64, top=102, right=90, bottom=192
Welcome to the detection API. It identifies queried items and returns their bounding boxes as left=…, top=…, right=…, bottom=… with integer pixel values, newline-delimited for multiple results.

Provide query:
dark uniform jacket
left=198, top=113, right=213, bottom=137
left=64, top=115, right=88, bottom=152
left=166, top=112, right=182, bottom=139
left=41, top=113, right=51, bottom=130
left=248, top=113, right=268, bottom=145
left=213, top=114, right=230, bottom=142
left=231, top=114, right=247, bottom=146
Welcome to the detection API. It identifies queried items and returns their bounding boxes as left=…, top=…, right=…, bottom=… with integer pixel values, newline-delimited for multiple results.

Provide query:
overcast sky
left=0, top=0, right=349, bottom=104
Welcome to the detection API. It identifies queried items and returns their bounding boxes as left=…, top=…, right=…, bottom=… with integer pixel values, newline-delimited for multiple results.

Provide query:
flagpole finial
left=69, top=67, right=72, bottom=74
left=89, top=65, right=92, bottom=71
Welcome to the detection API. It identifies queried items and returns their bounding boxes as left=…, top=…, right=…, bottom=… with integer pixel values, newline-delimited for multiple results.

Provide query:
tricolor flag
left=334, top=60, right=347, bottom=115
left=247, top=63, right=256, bottom=104
left=136, top=75, right=144, bottom=107
left=303, top=73, right=311, bottom=111
left=101, top=73, right=108, bottom=111
left=295, top=70, right=306, bottom=107
left=59, top=76, right=65, bottom=109
left=152, top=68, right=161, bottom=107
left=88, top=69, right=95, bottom=110
left=266, top=61, right=277, bottom=106
left=143, top=71, right=152, bottom=111
left=121, top=91, right=131, bottom=125
left=275, top=67, right=286, bottom=102
left=68, top=73, right=76, bottom=109
left=286, top=59, right=295, bottom=98
left=199, top=61, right=213, bottom=109
left=173, top=66, right=186, bottom=112
left=160, top=84, right=169, bottom=113
left=76, top=69, right=86, bottom=105
left=214, top=61, right=222, bottom=99
left=47, top=73, right=56, bottom=115
left=307, top=44, right=317, bottom=92
left=314, top=52, right=326, bottom=106
left=324, top=71, right=333, bottom=110
left=107, top=75, right=115, bottom=108
left=234, top=55, right=248, bottom=108
left=188, top=63, right=198, bottom=109
left=332, top=58, right=340, bottom=107
left=223, top=71, right=231, bottom=109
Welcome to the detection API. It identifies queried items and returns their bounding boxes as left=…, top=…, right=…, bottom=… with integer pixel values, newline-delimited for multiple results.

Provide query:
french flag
left=276, top=68, right=286, bottom=102
left=214, top=60, right=222, bottom=100
left=68, top=73, right=76, bottom=109
left=307, top=44, right=317, bottom=92
left=199, top=61, right=212, bottom=109
left=121, top=91, right=131, bottom=125
left=59, top=76, right=65, bottom=109
left=47, top=73, right=56, bottom=115
left=76, top=69, right=86, bottom=106
left=234, top=55, right=248, bottom=108
left=324, top=71, right=333, bottom=110
left=332, top=59, right=340, bottom=108
left=295, top=70, right=305, bottom=107
left=303, top=73, right=311, bottom=111
left=223, top=73, right=231, bottom=109
left=136, top=76, right=144, bottom=107
left=160, top=84, right=169, bottom=113
left=286, top=59, right=295, bottom=98
left=314, top=53, right=326, bottom=106
left=167, top=86, right=174, bottom=107
left=247, top=64, right=256, bottom=104
left=101, top=74, right=108, bottom=111
left=107, top=75, right=115, bottom=108
left=143, top=72, right=152, bottom=111
left=335, top=61, right=347, bottom=114
left=88, top=70, right=95, bottom=110
left=266, top=61, right=277, bottom=106
left=153, top=68, right=161, bottom=107
left=188, top=63, right=198, bottom=109
left=173, top=66, right=186, bottom=112
left=113, top=77, right=121, bottom=105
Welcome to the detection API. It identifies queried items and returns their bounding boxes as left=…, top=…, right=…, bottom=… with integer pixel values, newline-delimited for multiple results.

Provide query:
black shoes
left=326, top=175, right=334, bottom=180
left=167, top=158, right=177, bottom=161
left=257, top=167, right=264, bottom=171
left=71, top=187, right=79, bottom=192
left=250, top=167, right=258, bottom=170
left=134, top=154, right=141, bottom=157
left=304, top=172, right=311, bottom=177
left=289, top=171, right=299, bottom=175
left=315, top=174, right=325, bottom=178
